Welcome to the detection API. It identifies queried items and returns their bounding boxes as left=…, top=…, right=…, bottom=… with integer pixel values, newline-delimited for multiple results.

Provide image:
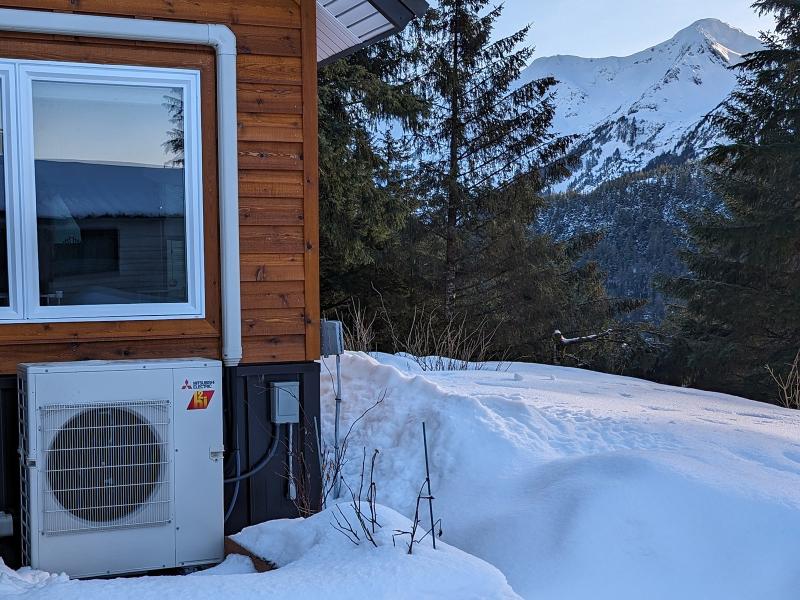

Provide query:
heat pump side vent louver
left=40, top=400, right=171, bottom=535
left=17, top=375, right=31, bottom=565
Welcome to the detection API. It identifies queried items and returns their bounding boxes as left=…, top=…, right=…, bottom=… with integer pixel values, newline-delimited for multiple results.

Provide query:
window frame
left=0, top=63, right=23, bottom=321
left=0, top=58, right=205, bottom=323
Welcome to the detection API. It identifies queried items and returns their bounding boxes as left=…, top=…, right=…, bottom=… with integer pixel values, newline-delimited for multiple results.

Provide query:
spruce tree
left=319, top=3, right=633, bottom=366
left=317, top=39, right=425, bottom=310
left=411, top=0, right=573, bottom=317
left=665, top=0, right=800, bottom=401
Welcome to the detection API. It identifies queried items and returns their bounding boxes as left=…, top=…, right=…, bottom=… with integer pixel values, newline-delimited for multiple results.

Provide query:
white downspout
left=208, top=26, right=243, bottom=367
left=0, top=8, right=243, bottom=366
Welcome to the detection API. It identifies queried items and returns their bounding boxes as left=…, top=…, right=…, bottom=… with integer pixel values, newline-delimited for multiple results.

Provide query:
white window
left=0, top=59, right=204, bottom=322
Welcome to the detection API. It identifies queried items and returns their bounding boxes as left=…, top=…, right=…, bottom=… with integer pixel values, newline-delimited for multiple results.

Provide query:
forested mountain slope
left=530, top=19, right=760, bottom=321
left=538, top=165, right=722, bottom=323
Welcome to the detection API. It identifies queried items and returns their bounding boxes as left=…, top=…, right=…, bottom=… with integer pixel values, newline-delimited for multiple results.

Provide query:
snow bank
left=2, top=502, right=517, bottom=599
left=232, top=502, right=518, bottom=599
left=321, top=352, right=800, bottom=599
left=0, top=564, right=67, bottom=596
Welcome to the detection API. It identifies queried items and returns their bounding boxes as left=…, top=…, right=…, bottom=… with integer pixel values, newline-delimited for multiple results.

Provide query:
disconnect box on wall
left=0, top=512, right=12, bottom=538
left=320, top=320, right=344, bottom=357
left=270, top=382, right=300, bottom=424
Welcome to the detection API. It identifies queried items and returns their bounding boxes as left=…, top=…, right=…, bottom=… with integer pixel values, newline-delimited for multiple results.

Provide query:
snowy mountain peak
left=673, top=18, right=763, bottom=58
left=522, top=19, right=763, bottom=192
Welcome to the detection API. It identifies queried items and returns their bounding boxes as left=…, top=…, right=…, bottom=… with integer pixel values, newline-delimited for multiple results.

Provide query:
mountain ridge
left=532, top=19, right=762, bottom=323
left=523, top=18, right=763, bottom=192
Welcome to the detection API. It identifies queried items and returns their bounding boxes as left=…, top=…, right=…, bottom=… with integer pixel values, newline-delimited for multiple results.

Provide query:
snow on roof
left=33, top=160, right=185, bottom=220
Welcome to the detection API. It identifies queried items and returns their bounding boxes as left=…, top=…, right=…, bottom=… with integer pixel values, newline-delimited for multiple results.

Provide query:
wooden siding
left=0, top=0, right=320, bottom=372
left=301, top=0, right=321, bottom=359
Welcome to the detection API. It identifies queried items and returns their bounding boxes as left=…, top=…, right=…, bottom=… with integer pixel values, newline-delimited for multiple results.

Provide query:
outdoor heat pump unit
left=17, top=359, right=224, bottom=578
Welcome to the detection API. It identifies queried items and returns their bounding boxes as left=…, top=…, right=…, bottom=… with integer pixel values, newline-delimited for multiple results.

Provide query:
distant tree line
left=538, top=164, right=723, bottom=324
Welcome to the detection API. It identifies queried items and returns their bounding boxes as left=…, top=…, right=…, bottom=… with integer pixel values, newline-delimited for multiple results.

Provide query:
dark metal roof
left=317, top=0, right=429, bottom=66
left=370, top=0, right=429, bottom=29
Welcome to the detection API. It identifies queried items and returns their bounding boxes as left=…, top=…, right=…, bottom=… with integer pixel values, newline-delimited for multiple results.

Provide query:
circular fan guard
left=46, top=407, right=163, bottom=523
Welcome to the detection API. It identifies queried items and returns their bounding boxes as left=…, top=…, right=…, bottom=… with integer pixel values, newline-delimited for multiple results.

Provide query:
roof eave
left=318, top=26, right=400, bottom=67
left=316, top=0, right=428, bottom=65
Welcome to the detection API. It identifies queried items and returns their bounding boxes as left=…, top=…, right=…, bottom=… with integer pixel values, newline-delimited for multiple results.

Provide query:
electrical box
left=0, top=512, right=12, bottom=538
left=320, top=320, right=344, bottom=357
left=270, top=381, right=300, bottom=424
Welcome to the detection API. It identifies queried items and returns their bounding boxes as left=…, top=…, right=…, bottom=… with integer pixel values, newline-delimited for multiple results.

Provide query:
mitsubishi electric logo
left=182, top=378, right=215, bottom=390
left=181, top=376, right=217, bottom=410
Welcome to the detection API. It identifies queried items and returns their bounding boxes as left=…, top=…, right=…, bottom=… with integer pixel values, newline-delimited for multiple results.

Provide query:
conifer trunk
left=444, top=1, right=461, bottom=320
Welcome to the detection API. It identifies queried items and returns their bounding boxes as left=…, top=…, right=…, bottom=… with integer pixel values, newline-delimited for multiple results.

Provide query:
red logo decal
left=181, top=379, right=191, bottom=390
left=187, top=390, right=214, bottom=410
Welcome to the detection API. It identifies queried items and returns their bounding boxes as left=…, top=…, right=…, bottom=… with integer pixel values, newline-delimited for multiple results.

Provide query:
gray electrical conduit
left=224, top=450, right=241, bottom=523
left=224, top=421, right=281, bottom=521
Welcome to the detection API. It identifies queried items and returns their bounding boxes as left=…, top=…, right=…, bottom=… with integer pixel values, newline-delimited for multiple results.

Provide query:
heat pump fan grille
left=40, top=400, right=171, bottom=535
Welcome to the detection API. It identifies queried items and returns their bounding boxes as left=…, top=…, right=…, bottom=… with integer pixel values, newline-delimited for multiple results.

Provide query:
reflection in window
left=33, top=81, right=188, bottom=306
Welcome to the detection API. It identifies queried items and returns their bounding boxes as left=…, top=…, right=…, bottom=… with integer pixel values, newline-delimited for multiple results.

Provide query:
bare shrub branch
left=392, top=480, right=442, bottom=555
left=331, top=504, right=362, bottom=546
left=766, top=349, right=800, bottom=409
left=286, top=432, right=321, bottom=518
left=331, top=447, right=382, bottom=548
left=376, top=292, right=508, bottom=371
left=336, top=298, right=377, bottom=352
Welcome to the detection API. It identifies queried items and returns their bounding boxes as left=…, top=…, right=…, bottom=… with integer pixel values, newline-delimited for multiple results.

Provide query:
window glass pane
left=33, top=80, right=188, bottom=307
left=0, top=80, right=8, bottom=308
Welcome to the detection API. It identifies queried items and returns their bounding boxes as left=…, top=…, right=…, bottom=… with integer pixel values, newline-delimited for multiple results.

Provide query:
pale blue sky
left=493, top=0, right=773, bottom=58
left=33, top=81, right=178, bottom=167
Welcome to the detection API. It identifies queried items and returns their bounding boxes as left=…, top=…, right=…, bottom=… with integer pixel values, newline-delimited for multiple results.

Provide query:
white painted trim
left=0, top=65, right=23, bottom=320
left=214, top=51, right=242, bottom=367
left=0, top=8, right=242, bottom=366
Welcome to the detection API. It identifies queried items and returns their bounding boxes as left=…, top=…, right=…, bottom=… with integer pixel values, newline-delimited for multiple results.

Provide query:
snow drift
left=321, top=352, right=800, bottom=599
left=1, top=502, right=518, bottom=599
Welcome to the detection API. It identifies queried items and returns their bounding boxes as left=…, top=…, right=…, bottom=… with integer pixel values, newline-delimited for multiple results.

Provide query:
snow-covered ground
left=321, top=353, right=800, bottom=599
left=2, top=500, right=517, bottom=599
left=5, top=353, right=800, bottom=599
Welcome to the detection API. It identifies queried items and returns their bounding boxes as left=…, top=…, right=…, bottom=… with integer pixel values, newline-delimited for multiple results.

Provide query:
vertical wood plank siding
left=0, top=0, right=320, bottom=371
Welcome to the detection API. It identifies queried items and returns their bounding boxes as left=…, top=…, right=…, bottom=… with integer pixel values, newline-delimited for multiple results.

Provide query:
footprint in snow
left=730, top=447, right=800, bottom=475
left=736, top=412, right=778, bottom=421
left=646, top=405, right=679, bottom=412
left=697, top=417, right=726, bottom=425
left=783, top=450, right=800, bottom=465
left=702, top=406, right=732, bottom=415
